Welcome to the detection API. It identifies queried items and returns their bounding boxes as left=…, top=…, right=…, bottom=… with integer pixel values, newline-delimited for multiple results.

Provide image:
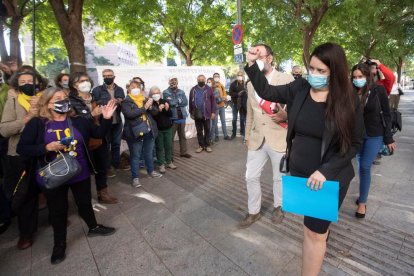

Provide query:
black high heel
left=355, top=200, right=366, bottom=219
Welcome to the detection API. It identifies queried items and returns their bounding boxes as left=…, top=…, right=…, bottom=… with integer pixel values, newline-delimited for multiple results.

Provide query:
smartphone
left=60, top=136, right=74, bottom=146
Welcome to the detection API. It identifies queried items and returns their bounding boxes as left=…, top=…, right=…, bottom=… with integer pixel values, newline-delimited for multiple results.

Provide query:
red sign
left=232, top=24, right=244, bottom=45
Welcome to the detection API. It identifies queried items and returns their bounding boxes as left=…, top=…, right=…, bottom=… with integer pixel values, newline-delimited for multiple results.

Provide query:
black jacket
left=229, top=80, right=245, bottom=104
left=69, top=91, right=93, bottom=120
left=362, top=85, right=394, bottom=144
left=17, top=116, right=111, bottom=171
left=152, top=99, right=173, bottom=130
left=245, top=62, right=365, bottom=185
left=91, top=83, right=125, bottom=120
left=121, top=96, right=159, bottom=141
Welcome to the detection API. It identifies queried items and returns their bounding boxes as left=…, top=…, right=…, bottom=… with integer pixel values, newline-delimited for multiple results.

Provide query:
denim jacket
left=162, top=87, right=188, bottom=120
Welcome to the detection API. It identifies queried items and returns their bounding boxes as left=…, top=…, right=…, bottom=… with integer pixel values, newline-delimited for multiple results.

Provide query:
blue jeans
left=107, top=123, right=122, bottom=168
left=210, top=106, right=230, bottom=140
left=356, top=136, right=383, bottom=203
left=232, top=104, right=246, bottom=136
left=127, top=133, right=155, bottom=179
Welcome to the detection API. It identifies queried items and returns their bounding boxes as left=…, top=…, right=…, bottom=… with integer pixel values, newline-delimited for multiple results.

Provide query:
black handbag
left=279, top=146, right=290, bottom=173
left=37, top=118, right=81, bottom=189
left=193, top=107, right=204, bottom=120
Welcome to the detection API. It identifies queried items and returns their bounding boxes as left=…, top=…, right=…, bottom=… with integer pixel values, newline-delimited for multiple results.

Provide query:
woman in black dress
left=245, top=42, right=364, bottom=276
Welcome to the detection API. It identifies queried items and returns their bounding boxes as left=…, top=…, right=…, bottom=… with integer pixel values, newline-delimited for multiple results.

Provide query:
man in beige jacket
left=239, top=43, right=294, bottom=228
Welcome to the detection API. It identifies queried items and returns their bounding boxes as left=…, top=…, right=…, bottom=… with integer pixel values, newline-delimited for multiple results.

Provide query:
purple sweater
left=189, top=85, right=216, bottom=119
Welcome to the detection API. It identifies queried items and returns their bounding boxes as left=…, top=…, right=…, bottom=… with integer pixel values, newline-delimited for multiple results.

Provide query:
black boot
left=51, top=243, right=66, bottom=265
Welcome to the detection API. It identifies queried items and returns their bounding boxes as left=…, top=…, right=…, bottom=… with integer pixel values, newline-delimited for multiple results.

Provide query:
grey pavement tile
left=94, top=238, right=171, bottom=276
left=86, top=213, right=143, bottom=256
left=212, top=229, right=295, bottom=275
left=371, top=205, right=414, bottom=235
left=0, top=239, right=31, bottom=275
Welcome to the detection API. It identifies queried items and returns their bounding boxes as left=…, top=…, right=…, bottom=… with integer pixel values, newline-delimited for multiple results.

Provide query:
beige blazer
left=245, top=70, right=294, bottom=152
left=0, top=90, right=28, bottom=156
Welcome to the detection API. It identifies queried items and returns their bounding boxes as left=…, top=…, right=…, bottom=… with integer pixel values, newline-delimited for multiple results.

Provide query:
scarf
left=17, top=92, right=42, bottom=112
left=129, top=94, right=147, bottom=121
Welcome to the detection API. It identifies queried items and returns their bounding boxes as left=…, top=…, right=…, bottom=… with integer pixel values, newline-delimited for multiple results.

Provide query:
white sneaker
left=131, top=178, right=142, bottom=188
left=166, top=163, right=177, bottom=169
left=195, top=147, right=203, bottom=153
left=150, top=171, right=163, bottom=178
left=159, top=165, right=166, bottom=173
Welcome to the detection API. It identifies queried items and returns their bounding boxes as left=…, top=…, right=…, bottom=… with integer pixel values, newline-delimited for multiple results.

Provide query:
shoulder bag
left=37, top=118, right=81, bottom=189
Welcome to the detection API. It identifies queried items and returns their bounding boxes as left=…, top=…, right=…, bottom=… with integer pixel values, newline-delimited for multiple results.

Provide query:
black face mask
left=197, top=81, right=205, bottom=87
left=53, top=99, right=71, bottom=114
left=293, top=74, right=302, bottom=79
left=104, top=77, right=114, bottom=85
left=19, top=83, right=36, bottom=96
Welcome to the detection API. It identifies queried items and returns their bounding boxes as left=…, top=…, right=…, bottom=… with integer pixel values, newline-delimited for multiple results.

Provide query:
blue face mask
left=308, top=73, right=328, bottom=89
left=352, top=78, right=367, bottom=88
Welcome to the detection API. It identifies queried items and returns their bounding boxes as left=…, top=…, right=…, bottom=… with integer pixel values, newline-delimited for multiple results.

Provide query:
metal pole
left=237, top=0, right=242, bottom=25
left=237, top=0, right=243, bottom=70
left=32, top=0, right=35, bottom=69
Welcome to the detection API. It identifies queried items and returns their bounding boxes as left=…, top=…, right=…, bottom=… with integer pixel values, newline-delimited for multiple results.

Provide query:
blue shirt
left=195, top=87, right=205, bottom=114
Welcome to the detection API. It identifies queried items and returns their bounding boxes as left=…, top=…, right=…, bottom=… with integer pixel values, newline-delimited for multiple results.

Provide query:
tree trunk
left=396, top=57, right=403, bottom=83
left=300, top=0, right=329, bottom=71
left=0, top=18, right=9, bottom=61
left=185, top=54, right=193, bottom=66
left=10, top=16, right=23, bottom=66
left=49, top=0, right=86, bottom=73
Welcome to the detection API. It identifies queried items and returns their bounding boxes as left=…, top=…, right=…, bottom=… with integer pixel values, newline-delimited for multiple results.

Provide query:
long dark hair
left=311, top=43, right=356, bottom=155
left=351, top=63, right=373, bottom=108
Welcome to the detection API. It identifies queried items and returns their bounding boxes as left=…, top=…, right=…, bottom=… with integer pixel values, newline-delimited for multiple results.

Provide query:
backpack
left=390, top=108, right=402, bottom=134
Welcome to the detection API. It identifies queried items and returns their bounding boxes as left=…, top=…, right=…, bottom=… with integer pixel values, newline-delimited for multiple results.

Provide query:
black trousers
left=195, top=118, right=210, bottom=148
left=3, top=155, right=38, bottom=239
left=43, top=177, right=97, bottom=244
left=92, top=140, right=109, bottom=191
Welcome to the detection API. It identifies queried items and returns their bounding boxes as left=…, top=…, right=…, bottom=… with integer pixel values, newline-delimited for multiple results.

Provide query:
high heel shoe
left=355, top=201, right=366, bottom=219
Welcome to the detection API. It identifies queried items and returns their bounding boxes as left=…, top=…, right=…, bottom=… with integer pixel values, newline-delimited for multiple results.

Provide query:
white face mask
left=237, top=76, right=243, bottom=81
left=207, top=82, right=212, bottom=87
left=131, top=88, right=141, bottom=96
left=214, top=77, right=220, bottom=82
left=78, top=81, right=91, bottom=93
left=152, top=94, right=161, bottom=101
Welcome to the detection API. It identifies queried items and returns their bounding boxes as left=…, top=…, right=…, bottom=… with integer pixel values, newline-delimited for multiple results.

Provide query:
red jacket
left=377, top=64, right=395, bottom=96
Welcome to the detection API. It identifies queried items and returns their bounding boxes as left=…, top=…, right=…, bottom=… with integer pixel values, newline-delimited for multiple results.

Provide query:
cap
left=169, top=75, right=178, bottom=81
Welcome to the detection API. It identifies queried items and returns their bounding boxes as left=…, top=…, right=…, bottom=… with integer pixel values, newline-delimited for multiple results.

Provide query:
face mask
left=53, top=99, right=71, bottom=114
left=19, top=83, right=36, bottom=96
left=308, top=73, right=328, bottom=89
left=237, top=76, right=243, bottom=81
left=78, top=81, right=91, bottom=93
left=198, top=81, right=205, bottom=87
left=293, top=74, right=302, bottom=79
left=104, top=77, right=114, bottom=85
left=207, top=82, right=212, bottom=87
left=61, top=81, right=69, bottom=89
left=131, top=88, right=141, bottom=96
left=152, top=94, right=161, bottom=101
left=214, top=77, right=220, bottom=82
left=353, top=78, right=367, bottom=88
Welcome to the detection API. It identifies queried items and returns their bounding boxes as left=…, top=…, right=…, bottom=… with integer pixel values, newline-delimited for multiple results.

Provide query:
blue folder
left=282, top=176, right=339, bottom=223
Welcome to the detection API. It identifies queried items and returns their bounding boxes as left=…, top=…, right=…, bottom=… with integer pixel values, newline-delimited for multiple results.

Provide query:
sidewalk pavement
left=0, top=91, right=413, bottom=276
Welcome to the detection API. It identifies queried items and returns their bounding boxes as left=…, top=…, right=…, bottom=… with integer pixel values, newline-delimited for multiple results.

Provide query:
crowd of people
left=0, top=41, right=402, bottom=274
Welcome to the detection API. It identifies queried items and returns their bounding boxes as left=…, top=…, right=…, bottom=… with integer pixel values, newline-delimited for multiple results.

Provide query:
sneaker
left=131, top=178, right=142, bottom=188
left=51, top=243, right=66, bottom=265
left=214, top=137, right=219, bottom=142
left=205, top=147, right=213, bottom=153
left=195, top=147, right=203, bottom=153
left=230, top=134, right=236, bottom=140
left=239, top=213, right=261, bottom=229
left=150, top=171, right=163, bottom=178
left=166, top=163, right=177, bottom=169
left=107, top=167, right=116, bottom=178
left=159, top=165, right=166, bottom=174
left=224, top=136, right=231, bottom=140
left=271, top=206, right=285, bottom=224
left=180, top=153, right=192, bottom=158
left=88, top=224, right=116, bottom=237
